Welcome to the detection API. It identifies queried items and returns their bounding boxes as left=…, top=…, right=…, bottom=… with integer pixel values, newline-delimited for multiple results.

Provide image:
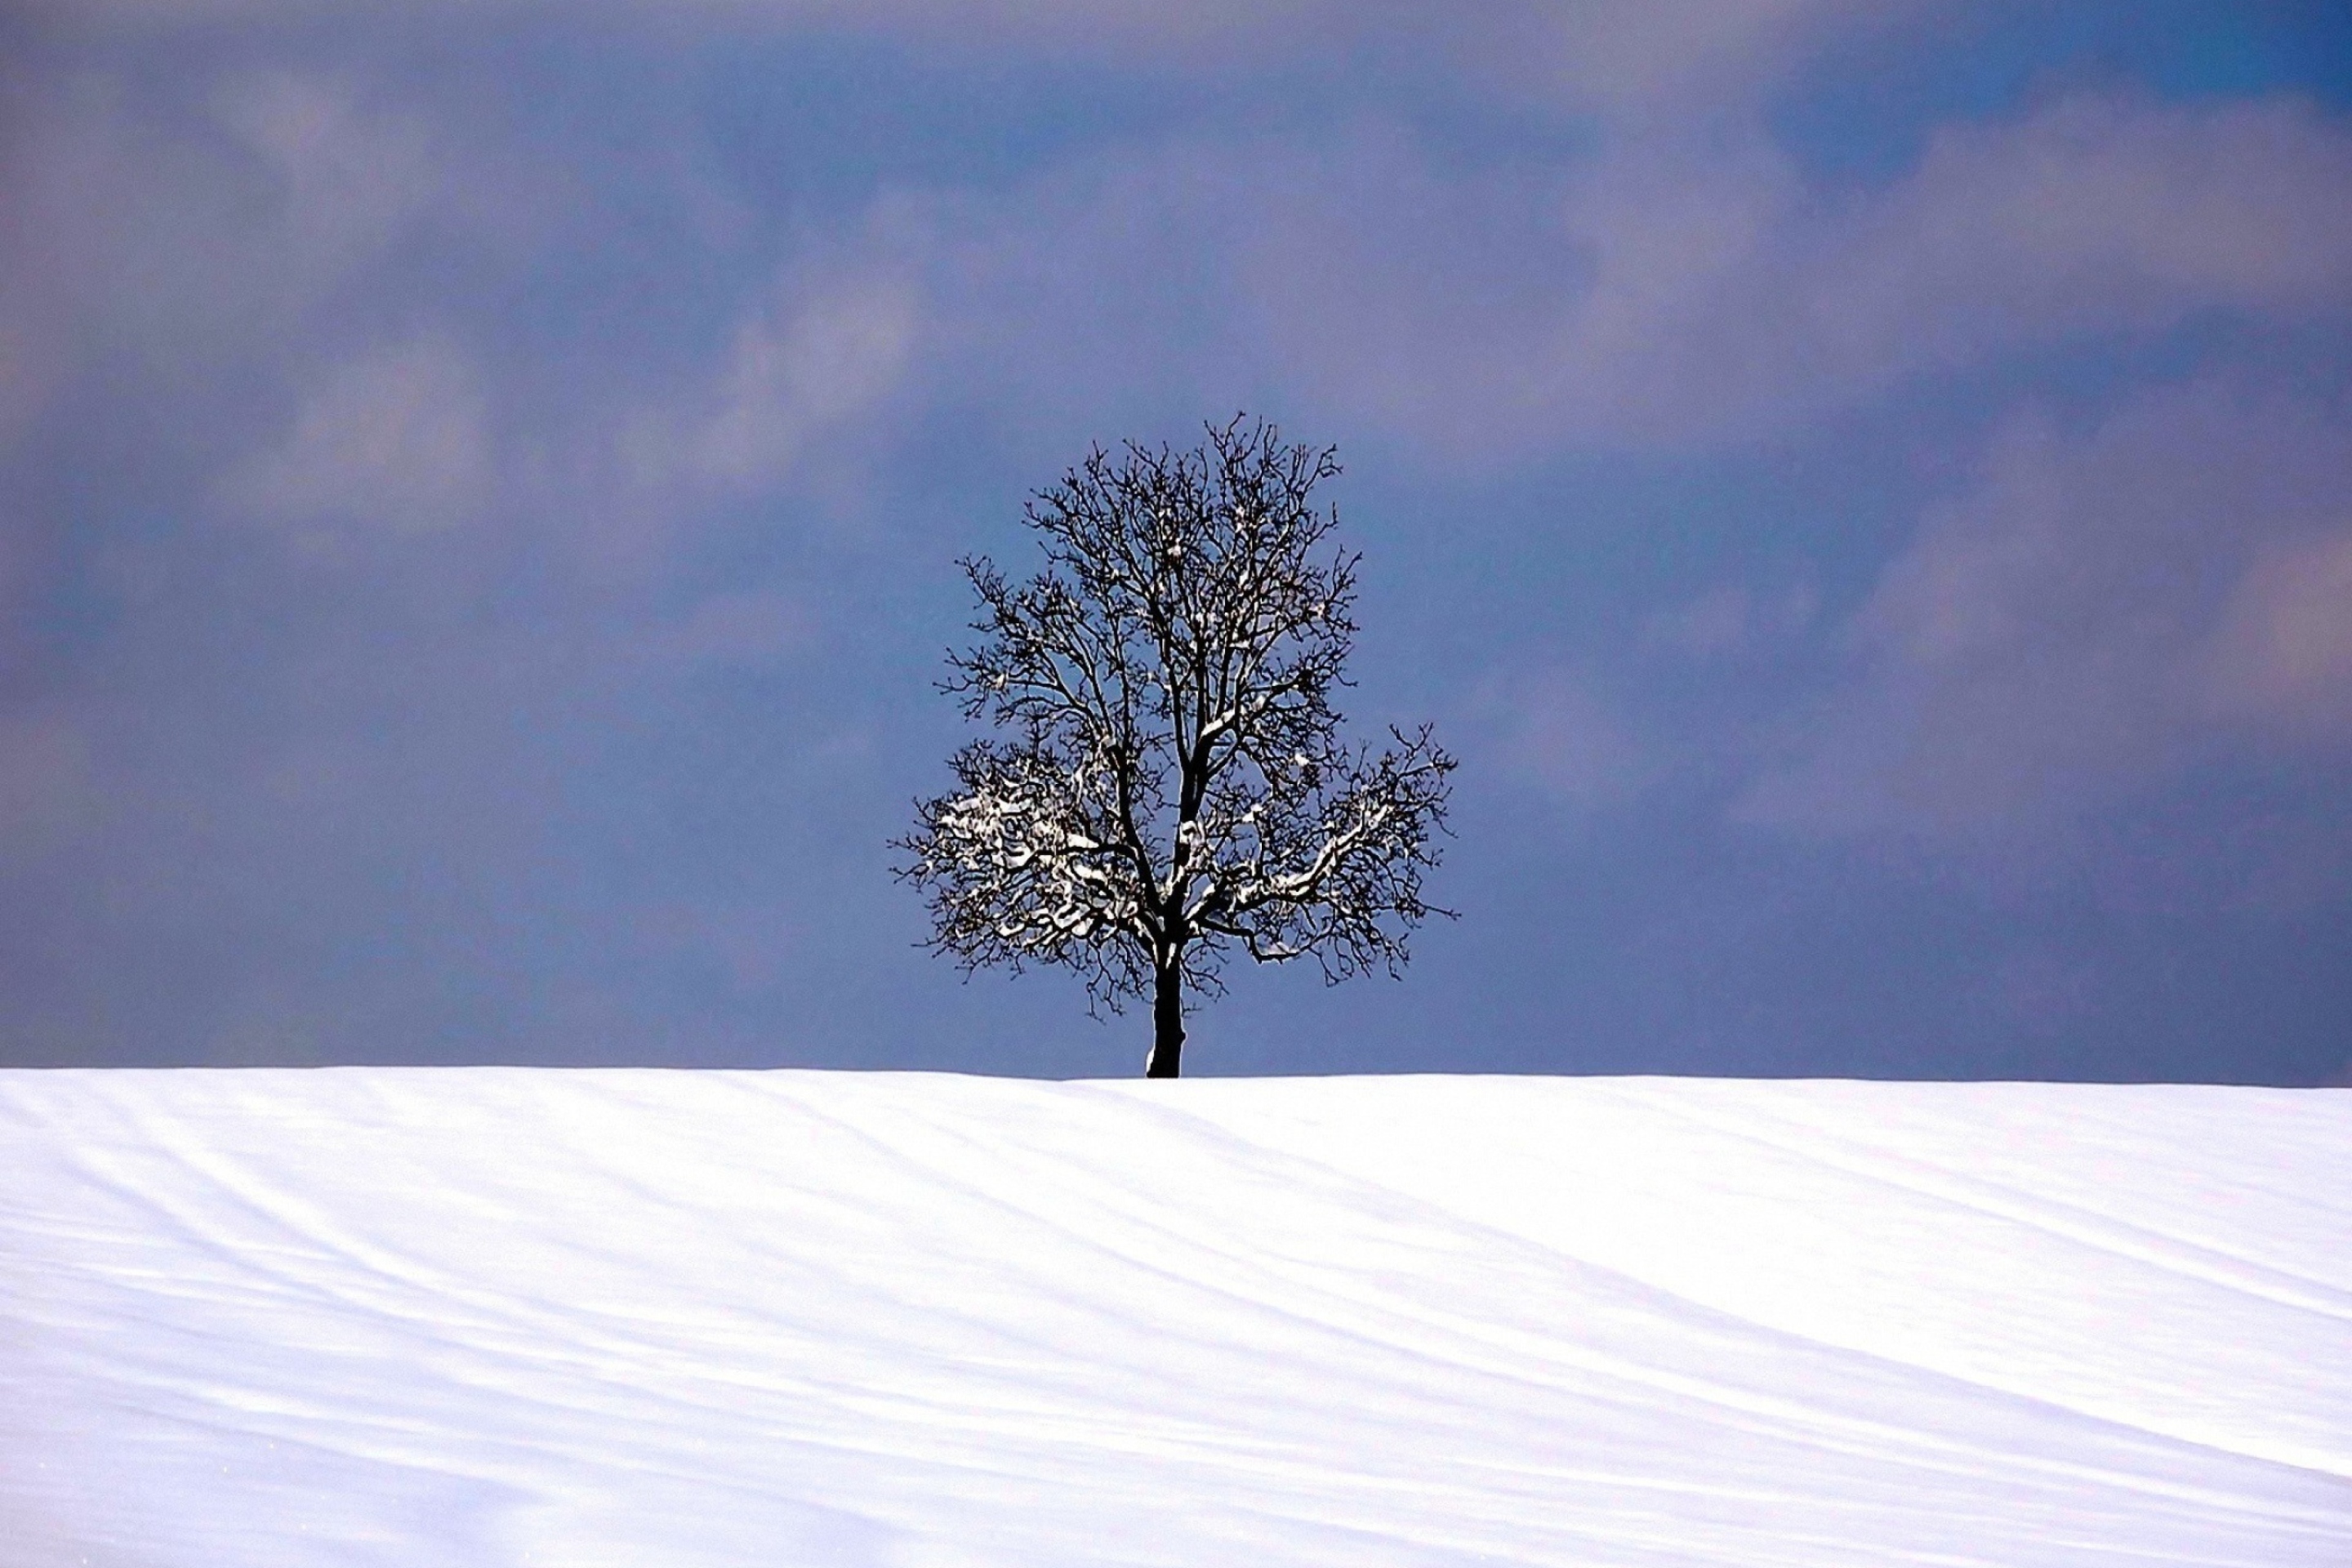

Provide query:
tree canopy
left=895, top=418, right=1454, bottom=1076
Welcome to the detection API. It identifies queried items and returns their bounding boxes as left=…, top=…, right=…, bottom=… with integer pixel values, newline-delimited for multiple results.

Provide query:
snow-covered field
left=2, top=1071, right=2346, bottom=1566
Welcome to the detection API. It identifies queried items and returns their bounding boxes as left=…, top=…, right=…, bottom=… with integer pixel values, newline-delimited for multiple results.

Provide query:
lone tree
left=894, top=417, right=1454, bottom=1078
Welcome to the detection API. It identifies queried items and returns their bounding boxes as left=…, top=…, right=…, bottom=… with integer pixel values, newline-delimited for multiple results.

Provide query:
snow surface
left=2, top=1070, right=2347, bottom=1567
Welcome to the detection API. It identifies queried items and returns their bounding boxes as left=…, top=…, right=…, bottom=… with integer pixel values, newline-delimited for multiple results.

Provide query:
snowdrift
left=2, top=1069, right=2346, bottom=1566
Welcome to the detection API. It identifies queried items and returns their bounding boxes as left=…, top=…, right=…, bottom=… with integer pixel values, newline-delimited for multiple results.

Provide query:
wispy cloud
left=1469, top=0, right=1944, bottom=118
left=1739, top=377, right=2352, bottom=860
left=1236, top=92, right=2352, bottom=454
left=1643, top=582, right=1819, bottom=662
left=2198, top=528, right=2352, bottom=742
left=220, top=330, right=493, bottom=540
left=624, top=265, right=920, bottom=493
left=1476, top=662, right=1646, bottom=813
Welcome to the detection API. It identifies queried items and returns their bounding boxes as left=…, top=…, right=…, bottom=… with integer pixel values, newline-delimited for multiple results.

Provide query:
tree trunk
left=1146, top=961, right=1183, bottom=1078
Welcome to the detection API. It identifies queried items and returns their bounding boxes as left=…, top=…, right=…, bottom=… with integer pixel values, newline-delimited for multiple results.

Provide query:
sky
left=2, top=1, right=2348, bottom=1082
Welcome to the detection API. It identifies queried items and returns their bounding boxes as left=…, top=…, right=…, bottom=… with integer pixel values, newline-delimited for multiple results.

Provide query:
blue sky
left=3, top=2, right=2348, bottom=1080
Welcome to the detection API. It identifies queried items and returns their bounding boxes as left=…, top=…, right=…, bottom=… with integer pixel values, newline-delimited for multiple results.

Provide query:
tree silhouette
left=895, top=418, right=1454, bottom=1077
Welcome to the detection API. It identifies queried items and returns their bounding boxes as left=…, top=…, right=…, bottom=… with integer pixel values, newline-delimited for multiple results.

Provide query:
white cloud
left=208, top=69, right=442, bottom=283
left=1483, top=0, right=1941, bottom=118
left=0, top=707, right=96, bottom=857
left=2198, top=528, right=2352, bottom=742
left=693, top=273, right=919, bottom=485
left=1811, top=92, right=2352, bottom=358
left=220, top=331, right=492, bottom=537
left=1241, top=92, right=2352, bottom=454
left=34, top=0, right=1937, bottom=116
left=624, top=266, right=920, bottom=493
left=1737, top=378, right=2352, bottom=842
left=1478, top=663, right=1644, bottom=811
left=25, top=0, right=1351, bottom=61
left=0, top=316, right=52, bottom=452
left=651, top=589, right=813, bottom=673
left=0, top=60, right=546, bottom=470
left=1643, top=582, right=1818, bottom=661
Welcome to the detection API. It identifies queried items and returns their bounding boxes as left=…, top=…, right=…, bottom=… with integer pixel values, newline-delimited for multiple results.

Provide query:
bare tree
left=893, top=417, right=1455, bottom=1078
